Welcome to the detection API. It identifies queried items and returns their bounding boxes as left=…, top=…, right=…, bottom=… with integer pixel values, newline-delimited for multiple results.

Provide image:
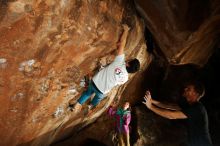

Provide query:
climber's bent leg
left=90, top=89, right=104, bottom=107
left=78, top=81, right=94, bottom=105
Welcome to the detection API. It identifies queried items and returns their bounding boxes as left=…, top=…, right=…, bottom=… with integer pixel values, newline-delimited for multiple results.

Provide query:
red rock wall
left=0, top=0, right=148, bottom=146
left=135, top=0, right=220, bottom=66
left=1, top=0, right=219, bottom=146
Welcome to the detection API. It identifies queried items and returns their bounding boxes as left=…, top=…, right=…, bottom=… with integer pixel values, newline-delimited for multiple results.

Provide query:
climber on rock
left=108, top=101, right=131, bottom=146
left=71, top=24, right=140, bottom=114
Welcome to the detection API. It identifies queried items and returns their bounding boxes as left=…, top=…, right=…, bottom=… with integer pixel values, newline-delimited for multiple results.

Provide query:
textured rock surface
left=135, top=0, right=220, bottom=66
left=0, top=0, right=148, bottom=146
left=133, top=106, right=186, bottom=146
left=1, top=0, right=220, bottom=146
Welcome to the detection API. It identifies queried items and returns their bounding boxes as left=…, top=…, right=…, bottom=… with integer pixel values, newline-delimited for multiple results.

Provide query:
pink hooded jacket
left=108, top=106, right=131, bottom=134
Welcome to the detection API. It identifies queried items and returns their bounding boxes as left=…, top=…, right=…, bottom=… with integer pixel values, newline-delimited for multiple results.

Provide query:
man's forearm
left=147, top=104, right=187, bottom=119
left=118, top=26, right=129, bottom=55
left=152, top=100, right=181, bottom=110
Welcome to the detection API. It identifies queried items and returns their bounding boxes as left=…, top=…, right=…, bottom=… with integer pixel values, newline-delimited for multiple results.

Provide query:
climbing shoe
left=84, top=104, right=94, bottom=116
left=70, top=102, right=82, bottom=114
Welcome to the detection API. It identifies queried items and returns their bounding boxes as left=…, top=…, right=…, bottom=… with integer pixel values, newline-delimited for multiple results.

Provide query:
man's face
left=182, top=85, right=199, bottom=103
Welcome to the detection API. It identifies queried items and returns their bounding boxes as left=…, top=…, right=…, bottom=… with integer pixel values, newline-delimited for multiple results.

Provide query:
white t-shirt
left=92, top=54, right=128, bottom=94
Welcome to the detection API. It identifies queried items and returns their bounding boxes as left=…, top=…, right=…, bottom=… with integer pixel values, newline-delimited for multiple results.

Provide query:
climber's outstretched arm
left=117, top=24, right=130, bottom=55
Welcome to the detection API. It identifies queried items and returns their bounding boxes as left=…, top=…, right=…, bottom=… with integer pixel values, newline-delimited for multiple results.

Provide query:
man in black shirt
left=143, top=81, right=212, bottom=146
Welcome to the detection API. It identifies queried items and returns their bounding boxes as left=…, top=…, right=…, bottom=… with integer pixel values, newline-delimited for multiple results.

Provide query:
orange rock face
left=0, top=0, right=147, bottom=146
left=1, top=0, right=219, bottom=145
left=135, top=0, right=220, bottom=66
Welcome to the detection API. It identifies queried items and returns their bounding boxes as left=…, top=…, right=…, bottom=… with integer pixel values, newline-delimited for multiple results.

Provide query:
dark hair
left=184, top=80, right=205, bottom=98
left=126, top=58, right=140, bottom=73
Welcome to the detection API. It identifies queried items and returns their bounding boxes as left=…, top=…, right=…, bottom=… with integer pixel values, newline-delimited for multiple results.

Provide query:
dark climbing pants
left=78, top=81, right=104, bottom=106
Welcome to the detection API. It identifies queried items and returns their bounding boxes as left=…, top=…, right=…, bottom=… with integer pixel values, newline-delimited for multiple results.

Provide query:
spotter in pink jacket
left=108, top=106, right=131, bottom=134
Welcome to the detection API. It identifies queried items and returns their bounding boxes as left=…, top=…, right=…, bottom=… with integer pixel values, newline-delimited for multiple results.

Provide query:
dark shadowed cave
left=200, top=47, right=220, bottom=145
left=1, top=0, right=220, bottom=146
